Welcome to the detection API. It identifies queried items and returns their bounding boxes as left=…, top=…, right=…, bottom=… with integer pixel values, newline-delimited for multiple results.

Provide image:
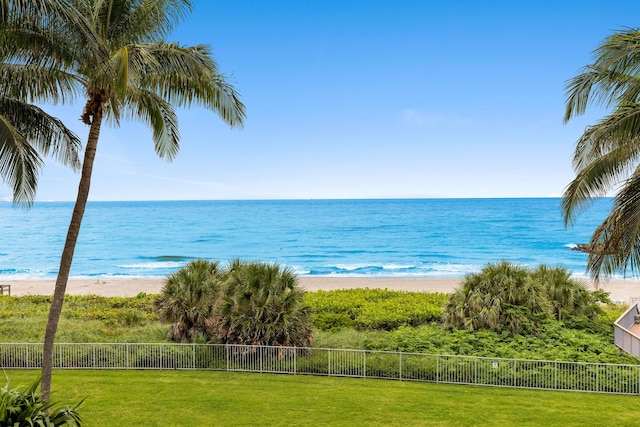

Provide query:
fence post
left=328, top=349, right=331, bottom=376
left=25, top=344, right=29, bottom=369
left=399, top=353, right=402, bottom=381
left=474, top=358, right=477, bottom=384
left=294, top=347, right=297, bottom=375
left=363, top=350, right=366, bottom=378
left=226, top=345, right=230, bottom=372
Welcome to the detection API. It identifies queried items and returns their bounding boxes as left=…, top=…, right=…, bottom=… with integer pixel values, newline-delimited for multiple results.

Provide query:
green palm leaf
left=563, top=27, right=640, bottom=279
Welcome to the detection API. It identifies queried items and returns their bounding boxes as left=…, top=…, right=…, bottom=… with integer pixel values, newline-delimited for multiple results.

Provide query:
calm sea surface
left=0, top=198, right=613, bottom=280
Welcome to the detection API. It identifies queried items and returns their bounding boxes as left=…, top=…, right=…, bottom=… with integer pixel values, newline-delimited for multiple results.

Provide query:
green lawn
left=4, top=370, right=638, bottom=426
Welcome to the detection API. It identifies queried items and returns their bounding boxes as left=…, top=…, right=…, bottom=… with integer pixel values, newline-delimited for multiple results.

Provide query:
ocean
left=0, top=198, right=613, bottom=280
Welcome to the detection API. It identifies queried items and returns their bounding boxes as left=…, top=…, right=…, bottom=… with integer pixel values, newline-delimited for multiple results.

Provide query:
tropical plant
left=0, top=1, right=82, bottom=205
left=153, top=259, right=223, bottom=343
left=215, top=260, right=314, bottom=347
left=0, top=99, right=82, bottom=205
left=442, top=261, right=552, bottom=335
left=562, top=27, right=640, bottom=281
left=0, top=376, right=83, bottom=426
left=0, top=0, right=245, bottom=398
left=529, top=265, right=609, bottom=322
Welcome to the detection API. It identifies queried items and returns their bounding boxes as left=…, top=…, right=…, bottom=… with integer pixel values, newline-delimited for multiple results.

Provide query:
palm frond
left=0, top=63, right=81, bottom=105
left=0, top=98, right=81, bottom=205
left=562, top=106, right=640, bottom=226
left=0, top=97, right=81, bottom=167
left=133, top=42, right=246, bottom=127
left=586, top=166, right=640, bottom=279
left=571, top=103, right=640, bottom=170
left=114, top=0, right=193, bottom=43
left=0, top=113, right=41, bottom=205
left=124, top=88, right=179, bottom=160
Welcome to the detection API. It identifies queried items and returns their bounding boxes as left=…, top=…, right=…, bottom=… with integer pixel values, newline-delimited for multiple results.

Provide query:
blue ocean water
left=0, top=198, right=613, bottom=280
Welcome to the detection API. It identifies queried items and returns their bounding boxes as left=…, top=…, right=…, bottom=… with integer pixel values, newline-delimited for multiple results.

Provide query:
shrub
left=0, top=377, right=83, bottom=426
left=215, top=259, right=314, bottom=347
left=153, top=259, right=223, bottom=343
left=530, top=265, right=611, bottom=323
left=442, top=261, right=552, bottom=335
left=305, top=288, right=447, bottom=331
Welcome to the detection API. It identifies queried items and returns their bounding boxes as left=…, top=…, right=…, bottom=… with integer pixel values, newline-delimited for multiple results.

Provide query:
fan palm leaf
left=216, top=260, right=313, bottom=347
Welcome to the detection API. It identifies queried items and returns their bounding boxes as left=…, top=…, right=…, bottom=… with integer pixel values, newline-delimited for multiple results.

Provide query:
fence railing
left=1, top=343, right=638, bottom=395
left=614, top=303, right=640, bottom=358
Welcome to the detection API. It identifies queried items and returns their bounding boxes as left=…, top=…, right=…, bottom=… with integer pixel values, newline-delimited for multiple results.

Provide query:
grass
left=3, top=370, right=638, bottom=426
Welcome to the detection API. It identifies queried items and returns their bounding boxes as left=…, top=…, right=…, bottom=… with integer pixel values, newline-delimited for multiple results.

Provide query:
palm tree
left=442, top=261, right=552, bottom=335
left=1, top=0, right=245, bottom=399
left=216, top=260, right=314, bottom=347
left=563, top=27, right=640, bottom=281
left=153, top=259, right=223, bottom=343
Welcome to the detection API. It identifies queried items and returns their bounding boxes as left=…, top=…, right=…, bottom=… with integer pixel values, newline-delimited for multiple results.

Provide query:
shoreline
left=2, top=276, right=640, bottom=304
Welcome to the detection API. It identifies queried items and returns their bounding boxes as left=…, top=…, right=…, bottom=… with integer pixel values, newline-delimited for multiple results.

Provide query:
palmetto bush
left=154, top=259, right=314, bottom=347
left=442, top=262, right=614, bottom=336
left=0, top=377, right=83, bottom=426
left=442, top=261, right=553, bottom=335
left=215, top=260, right=314, bottom=347
left=153, top=259, right=223, bottom=343
left=530, top=265, right=610, bottom=323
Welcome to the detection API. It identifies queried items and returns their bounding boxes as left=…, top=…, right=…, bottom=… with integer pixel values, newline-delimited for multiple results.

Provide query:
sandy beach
left=3, top=276, right=640, bottom=305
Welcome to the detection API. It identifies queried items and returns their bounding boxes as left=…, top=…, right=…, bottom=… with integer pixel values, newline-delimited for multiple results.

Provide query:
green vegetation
left=0, top=294, right=166, bottom=343
left=442, top=262, right=611, bottom=336
left=0, top=2, right=83, bottom=207
left=443, top=261, right=552, bottom=335
left=153, top=259, right=223, bottom=342
left=216, top=260, right=313, bottom=347
left=4, top=370, right=639, bottom=426
left=563, top=27, right=640, bottom=280
left=0, top=376, right=83, bottom=426
left=153, top=259, right=313, bottom=346
left=306, top=288, right=447, bottom=330
left=366, top=322, right=631, bottom=363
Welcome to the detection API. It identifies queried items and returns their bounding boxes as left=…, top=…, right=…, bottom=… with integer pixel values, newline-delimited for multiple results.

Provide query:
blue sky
left=4, top=0, right=640, bottom=201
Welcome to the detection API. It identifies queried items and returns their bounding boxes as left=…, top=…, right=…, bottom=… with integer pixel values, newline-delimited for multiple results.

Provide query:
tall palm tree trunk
left=41, top=113, right=103, bottom=401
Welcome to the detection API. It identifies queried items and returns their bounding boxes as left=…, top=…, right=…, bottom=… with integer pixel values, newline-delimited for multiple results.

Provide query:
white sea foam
left=380, top=263, right=416, bottom=270
left=0, top=271, right=49, bottom=280
left=117, top=261, right=185, bottom=270
left=333, top=264, right=372, bottom=271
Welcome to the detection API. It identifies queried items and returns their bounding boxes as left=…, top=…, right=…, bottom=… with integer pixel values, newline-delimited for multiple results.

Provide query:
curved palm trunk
left=41, top=113, right=103, bottom=401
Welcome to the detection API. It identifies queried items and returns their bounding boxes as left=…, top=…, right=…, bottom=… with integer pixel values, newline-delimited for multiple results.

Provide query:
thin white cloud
left=114, top=169, right=227, bottom=189
left=400, top=109, right=472, bottom=128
